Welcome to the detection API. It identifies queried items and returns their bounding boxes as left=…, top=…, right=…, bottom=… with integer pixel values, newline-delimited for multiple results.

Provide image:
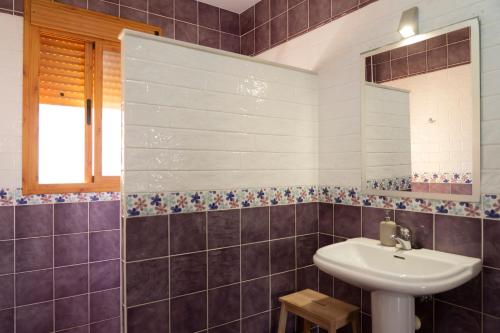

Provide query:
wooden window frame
left=22, top=0, right=161, bottom=194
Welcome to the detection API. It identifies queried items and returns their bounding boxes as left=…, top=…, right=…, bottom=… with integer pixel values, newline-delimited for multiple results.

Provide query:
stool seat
left=278, top=289, right=360, bottom=333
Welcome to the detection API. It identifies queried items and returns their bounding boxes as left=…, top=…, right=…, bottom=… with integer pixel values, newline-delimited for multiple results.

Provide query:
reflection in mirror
left=362, top=21, right=479, bottom=201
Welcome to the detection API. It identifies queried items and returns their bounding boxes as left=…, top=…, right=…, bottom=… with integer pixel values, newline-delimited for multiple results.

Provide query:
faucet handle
left=396, top=225, right=411, bottom=240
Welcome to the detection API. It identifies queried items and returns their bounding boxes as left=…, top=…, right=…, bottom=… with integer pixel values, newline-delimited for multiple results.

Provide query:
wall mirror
left=361, top=18, right=480, bottom=202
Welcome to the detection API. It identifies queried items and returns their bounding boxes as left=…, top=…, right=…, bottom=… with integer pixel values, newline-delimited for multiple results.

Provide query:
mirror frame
left=360, top=18, right=481, bottom=202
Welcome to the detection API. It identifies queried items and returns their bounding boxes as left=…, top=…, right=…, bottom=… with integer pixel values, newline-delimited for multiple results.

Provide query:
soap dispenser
left=379, top=210, right=396, bottom=246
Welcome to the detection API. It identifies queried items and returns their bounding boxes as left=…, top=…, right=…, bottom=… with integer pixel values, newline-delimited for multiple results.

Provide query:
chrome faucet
left=391, top=225, right=412, bottom=250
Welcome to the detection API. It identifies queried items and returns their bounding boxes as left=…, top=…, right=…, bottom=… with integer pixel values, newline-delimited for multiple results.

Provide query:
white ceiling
left=198, top=0, right=260, bottom=14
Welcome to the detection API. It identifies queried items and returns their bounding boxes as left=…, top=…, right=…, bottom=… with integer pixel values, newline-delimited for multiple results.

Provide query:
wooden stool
left=277, top=289, right=360, bottom=333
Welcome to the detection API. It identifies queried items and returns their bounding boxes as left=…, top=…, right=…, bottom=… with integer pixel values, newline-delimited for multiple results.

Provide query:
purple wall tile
left=319, top=203, right=333, bottom=235
left=391, top=57, right=408, bottom=79
left=287, top=0, right=308, bottom=37
left=120, top=6, right=147, bottom=23
left=427, top=46, right=447, bottom=71
left=15, top=204, right=53, bottom=238
left=148, top=13, right=174, bottom=38
left=170, top=212, right=206, bottom=254
left=270, top=238, right=295, bottom=274
left=271, top=0, right=286, bottom=18
left=241, top=31, right=255, bottom=56
left=121, top=0, right=147, bottom=11
left=199, top=26, right=220, bottom=49
left=391, top=46, right=408, bottom=59
left=221, top=33, right=240, bottom=53
left=90, top=317, right=120, bottom=333
left=450, top=183, right=473, bottom=195
left=56, top=0, right=86, bottom=9
left=271, top=13, right=287, bottom=46
left=448, top=40, right=470, bottom=66
left=208, top=246, right=240, bottom=288
left=126, top=258, right=169, bottom=306
left=334, top=278, right=361, bottom=307
left=16, top=236, right=53, bottom=271
left=16, top=269, right=53, bottom=305
left=88, top=0, right=119, bottom=16
left=0, top=240, right=14, bottom=274
left=484, top=219, right=500, bottom=268
left=374, top=61, right=391, bottom=82
left=170, top=252, right=207, bottom=296
left=270, top=204, right=295, bottom=239
left=0, top=206, right=14, bottom=240
left=54, top=264, right=89, bottom=298
left=240, top=6, right=255, bottom=35
left=54, top=203, right=88, bottom=235
left=0, top=309, right=14, bottom=333
left=220, top=9, right=239, bottom=35
left=89, top=201, right=120, bottom=231
left=362, top=207, right=393, bottom=240
left=242, top=277, right=269, bottom=317
left=175, top=0, right=197, bottom=24
left=0, top=274, right=14, bottom=310
left=55, top=294, right=89, bottom=330
left=408, top=52, right=427, bottom=75
left=255, top=22, right=270, bottom=54
left=208, top=210, right=240, bottom=249
left=198, top=2, right=219, bottom=30
left=296, top=203, right=318, bottom=235
left=208, top=284, right=240, bottom=326
left=297, top=266, right=318, bottom=291
left=90, top=288, right=120, bottom=322
left=429, top=182, right=451, bottom=194
left=435, top=300, right=481, bottom=333
left=484, top=267, right=500, bottom=317
left=89, top=230, right=120, bottom=262
left=244, top=311, right=270, bottom=333
left=484, top=315, right=500, bottom=333
left=271, top=271, right=295, bottom=308
left=55, top=233, right=88, bottom=266
left=334, top=204, right=361, bottom=238
left=435, top=215, right=481, bottom=258
left=90, top=259, right=120, bottom=292
left=148, top=0, right=173, bottom=17
left=395, top=210, right=433, bottom=249
left=175, top=20, right=198, bottom=43
left=127, top=300, right=169, bottom=333
left=255, top=0, right=269, bottom=26
left=126, top=215, right=168, bottom=261
left=241, top=207, right=269, bottom=243
left=241, top=242, right=269, bottom=280
left=170, top=291, right=207, bottom=333
left=332, top=0, right=358, bottom=17
left=436, top=273, right=482, bottom=311
left=296, top=234, right=317, bottom=267
left=448, top=27, right=470, bottom=43
left=16, top=301, right=53, bottom=333
left=373, top=51, right=390, bottom=64
left=309, top=0, right=331, bottom=27
left=427, top=34, right=447, bottom=49
left=209, top=321, right=240, bottom=333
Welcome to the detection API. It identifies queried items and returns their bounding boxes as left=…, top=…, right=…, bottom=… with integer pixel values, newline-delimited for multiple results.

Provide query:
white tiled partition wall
left=257, top=0, right=500, bottom=194
left=121, top=31, right=319, bottom=194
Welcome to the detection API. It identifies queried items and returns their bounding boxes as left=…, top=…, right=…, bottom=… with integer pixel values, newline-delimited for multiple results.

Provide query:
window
left=23, top=0, right=160, bottom=194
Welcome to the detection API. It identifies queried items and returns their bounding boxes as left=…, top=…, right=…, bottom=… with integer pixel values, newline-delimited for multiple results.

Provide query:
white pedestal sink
left=313, top=238, right=482, bottom=333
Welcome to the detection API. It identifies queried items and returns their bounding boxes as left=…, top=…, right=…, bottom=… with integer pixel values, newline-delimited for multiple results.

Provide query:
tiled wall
left=240, top=0, right=378, bottom=56
left=257, top=0, right=500, bottom=194
left=0, top=200, right=121, bottom=333
left=366, top=27, right=471, bottom=83
left=0, top=0, right=241, bottom=53
left=123, top=203, right=321, bottom=333
left=317, top=202, right=500, bottom=333
left=121, top=31, right=319, bottom=194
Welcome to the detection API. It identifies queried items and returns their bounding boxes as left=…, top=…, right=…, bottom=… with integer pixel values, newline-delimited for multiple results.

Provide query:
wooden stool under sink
left=277, top=289, right=360, bottom=333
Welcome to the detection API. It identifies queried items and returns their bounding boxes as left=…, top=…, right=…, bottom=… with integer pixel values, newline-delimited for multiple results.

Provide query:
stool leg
left=277, top=305, right=288, bottom=333
left=351, top=312, right=360, bottom=333
left=303, top=320, right=312, bottom=333
left=328, top=323, right=337, bottom=333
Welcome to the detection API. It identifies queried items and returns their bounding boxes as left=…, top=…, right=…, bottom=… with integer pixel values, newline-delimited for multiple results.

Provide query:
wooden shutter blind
left=102, top=48, right=121, bottom=108
left=38, top=34, right=87, bottom=107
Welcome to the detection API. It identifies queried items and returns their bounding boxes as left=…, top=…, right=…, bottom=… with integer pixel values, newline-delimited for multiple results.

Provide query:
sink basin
left=313, top=237, right=482, bottom=295
left=313, top=238, right=482, bottom=333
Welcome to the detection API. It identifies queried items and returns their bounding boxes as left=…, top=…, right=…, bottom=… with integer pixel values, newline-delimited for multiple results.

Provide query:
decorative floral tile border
left=319, top=186, right=499, bottom=219
left=125, top=186, right=319, bottom=217
left=124, top=184, right=500, bottom=220
left=0, top=188, right=120, bottom=206
left=367, top=176, right=412, bottom=191
left=412, top=172, right=472, bottom=184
